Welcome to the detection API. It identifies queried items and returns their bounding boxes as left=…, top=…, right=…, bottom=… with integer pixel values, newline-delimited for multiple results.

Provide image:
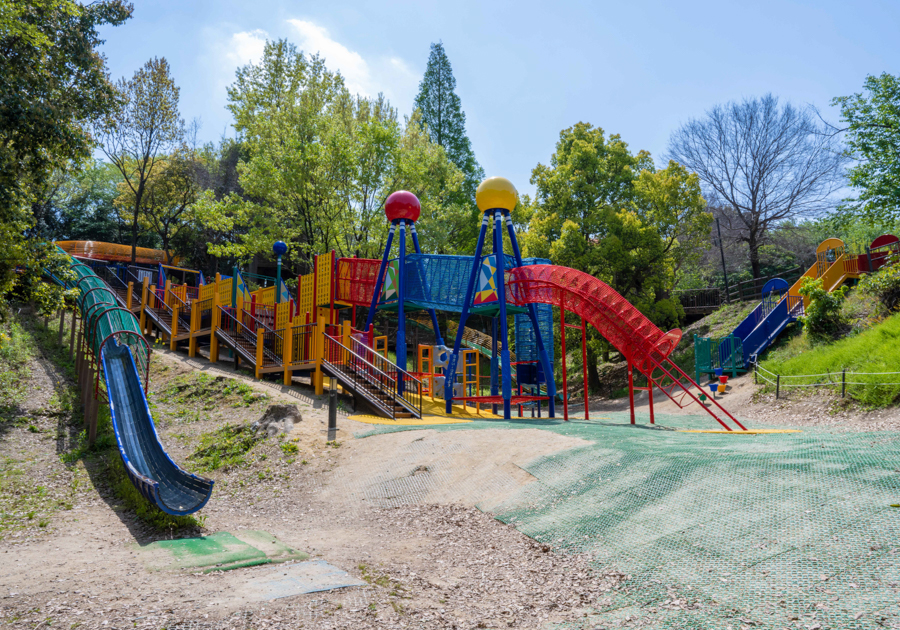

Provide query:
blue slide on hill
left=695, top=278, right=804, bottom=382
left=101, top=339, right=213, bottom=515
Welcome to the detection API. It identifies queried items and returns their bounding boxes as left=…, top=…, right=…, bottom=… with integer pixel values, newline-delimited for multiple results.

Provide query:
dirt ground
left=564, top=368, right=900, bottom=432
left=2, top=315, right=900, bottom=629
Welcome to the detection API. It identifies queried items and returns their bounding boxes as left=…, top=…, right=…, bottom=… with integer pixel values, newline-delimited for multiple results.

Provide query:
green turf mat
left=356, top=411, right=900, bottom=628
left=140, top=531, right=309, bottom=572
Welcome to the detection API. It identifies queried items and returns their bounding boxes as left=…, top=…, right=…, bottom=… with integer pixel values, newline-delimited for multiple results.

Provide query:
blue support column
left=505, top=214, right=556, bottom=418
left=410, top=225, right=445, bottom=347
left=444, top=213, right=491, bottom=412
left=494, top=209, right=512, bottom=419
left=396, top=220, right=408, bottom=394
left=490, top=317, right=499, bottom=414
left=364, top=224, right=396, bottom=331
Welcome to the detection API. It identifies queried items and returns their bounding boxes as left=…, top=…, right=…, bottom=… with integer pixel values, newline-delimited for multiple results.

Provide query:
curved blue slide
left=101, top=339, right=213, bottom=515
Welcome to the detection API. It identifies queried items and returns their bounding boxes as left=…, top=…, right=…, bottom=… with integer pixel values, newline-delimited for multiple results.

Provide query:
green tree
left=199, top=39, right=466, bottom=274
left=413, top=43, right=483, bottom=184
left=46, top=160, right=128, bottom=243
left=413, top=42, right=484, bottom=251
left=523, top=123, right=710, bottom=391
left=115, top=151, right=198, bottom=263
left=0, top=0, right=131, bottom=312
left=832, top=73, right=900, bottom=223
left=95, top=57, right=185, bottom=264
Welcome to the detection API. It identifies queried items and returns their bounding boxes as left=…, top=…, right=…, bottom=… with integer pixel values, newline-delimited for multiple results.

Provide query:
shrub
left=859, top=263, right=900, bottom=313
left=798, top=277, right=848, bottom=342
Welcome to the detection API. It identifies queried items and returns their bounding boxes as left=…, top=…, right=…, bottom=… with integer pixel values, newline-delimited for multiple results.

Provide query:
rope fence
left=754, top=363, right=900, bottom=399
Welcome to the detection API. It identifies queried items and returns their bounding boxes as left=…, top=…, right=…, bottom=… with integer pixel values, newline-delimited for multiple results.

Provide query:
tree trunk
left=131, top=198, right=139, bottom=265
left=748, top=231, right=761, bottom=279
left=586, top=346, right=602, bottom=393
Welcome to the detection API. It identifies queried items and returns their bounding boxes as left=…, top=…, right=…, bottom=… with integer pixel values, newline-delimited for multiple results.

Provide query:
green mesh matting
left=140, top=531, right=309, bottom=572
left=356, top=412, right=900, bottom=629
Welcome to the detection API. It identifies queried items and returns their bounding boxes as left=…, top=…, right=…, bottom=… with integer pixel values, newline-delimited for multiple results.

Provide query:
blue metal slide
left=101, top=339, right=213, bottom=515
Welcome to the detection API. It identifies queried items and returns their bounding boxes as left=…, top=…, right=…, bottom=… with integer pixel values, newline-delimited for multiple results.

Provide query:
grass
left=190, top=424, right=263, bottom=471
left=761, top=312, right=900, bottom=408
left=0, top=318, right=34, bottom=420
left=156, top=372, right=267, bottom=416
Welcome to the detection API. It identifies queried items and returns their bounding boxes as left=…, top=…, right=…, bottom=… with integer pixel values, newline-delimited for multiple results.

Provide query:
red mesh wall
left=507, top=265, right=681, bottom=374
left=336, top=258, right=381, bottom=306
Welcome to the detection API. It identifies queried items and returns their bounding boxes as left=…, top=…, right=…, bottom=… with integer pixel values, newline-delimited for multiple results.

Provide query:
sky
left=97, top=0, right=900, bottom=197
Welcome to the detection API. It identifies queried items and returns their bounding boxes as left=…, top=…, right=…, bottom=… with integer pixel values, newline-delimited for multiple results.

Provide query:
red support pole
left=581, top=317, right=589, bottom=421
left=559, top=299, right=569, bottom=421
left=648, top=375, right=655, bottom=424
left=627, top=361, right=636, bottom=425
left=330, top=250, right=336, bottom=325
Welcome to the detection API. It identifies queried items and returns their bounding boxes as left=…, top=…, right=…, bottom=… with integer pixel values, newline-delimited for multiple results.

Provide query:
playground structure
left=52, top=178, right=754, bottom=456
left=695, top=234, right=900, bottom=382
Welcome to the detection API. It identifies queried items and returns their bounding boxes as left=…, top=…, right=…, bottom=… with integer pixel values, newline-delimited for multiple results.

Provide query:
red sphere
left=384, top=191, right=421, bottom=223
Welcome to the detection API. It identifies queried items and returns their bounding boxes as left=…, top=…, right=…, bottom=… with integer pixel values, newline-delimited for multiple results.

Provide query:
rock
left=252, top=404, right=302, bottom=437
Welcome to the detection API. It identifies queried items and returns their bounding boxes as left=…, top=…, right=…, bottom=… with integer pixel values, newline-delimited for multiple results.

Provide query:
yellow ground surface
left=677, top=429, right=802, bottom=434
left=348, top=397, right=502, bottom=426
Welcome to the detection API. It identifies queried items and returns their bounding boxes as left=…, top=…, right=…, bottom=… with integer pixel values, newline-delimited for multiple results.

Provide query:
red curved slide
left=508, top=265, right=745, bottom=431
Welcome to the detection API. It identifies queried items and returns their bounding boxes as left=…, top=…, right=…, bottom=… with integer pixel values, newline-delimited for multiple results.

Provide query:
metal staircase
left=321, top=334, right=422, bottom=419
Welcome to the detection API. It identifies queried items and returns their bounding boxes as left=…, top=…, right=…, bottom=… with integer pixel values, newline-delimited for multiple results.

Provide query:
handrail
left=324, top=334, right=396, bottom=384
left=322, top=334, right=422, bottom=419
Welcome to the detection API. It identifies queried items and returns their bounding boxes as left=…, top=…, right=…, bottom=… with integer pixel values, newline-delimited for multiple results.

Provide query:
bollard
left=327, top=376, right=337, bottom=441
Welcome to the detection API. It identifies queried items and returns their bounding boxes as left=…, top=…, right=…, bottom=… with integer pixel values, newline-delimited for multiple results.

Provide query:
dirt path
left=1, top=319, right=618, bottom=630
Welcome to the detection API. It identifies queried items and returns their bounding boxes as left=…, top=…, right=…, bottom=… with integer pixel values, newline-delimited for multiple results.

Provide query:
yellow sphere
left=476, top=177, right=518, bottom=212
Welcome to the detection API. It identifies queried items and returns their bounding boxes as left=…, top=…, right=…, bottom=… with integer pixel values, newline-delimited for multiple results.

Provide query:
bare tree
left=668, top=94, right=847, bottom=278
left=95, top=57, right=183, bottom=263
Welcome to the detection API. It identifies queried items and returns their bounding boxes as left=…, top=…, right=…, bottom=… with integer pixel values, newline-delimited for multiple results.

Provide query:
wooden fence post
left=69, top=309, right=77, bottom=359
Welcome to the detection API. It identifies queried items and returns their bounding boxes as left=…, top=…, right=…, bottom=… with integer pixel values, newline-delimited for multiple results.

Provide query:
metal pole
left=276, top=255, right=282, bottom=304
left=581, top=318, right=589, bottom=421
left=776, top=374, right=780, bottom=399
left=842, top=368, right=846, bottom=398
left=559, top=299, right=569, bottom=421
left=627, top=362, right=636, bottom=425
left=328, top=376, right=337, bottom=441
left=717, top=218, right=731, bottom=301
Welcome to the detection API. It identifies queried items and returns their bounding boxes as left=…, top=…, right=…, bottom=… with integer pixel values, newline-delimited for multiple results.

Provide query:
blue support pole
left=494, top=209, right=512, bottom=419
left=505, top=214, right=556, bottom=418
left=364, top=224, right=396, bottom=331
left=490, top=317, right=499, bottom=415
left=397, top=220, right=408, bottom=394
left=444, top=213, right=491, bottom=412
left=410, top=225, right=445, bottom=347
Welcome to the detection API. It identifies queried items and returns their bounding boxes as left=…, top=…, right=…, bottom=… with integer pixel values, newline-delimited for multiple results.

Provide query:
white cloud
left=288, top=20, right=370, bottom=95
left=225, top=29, right=268, bottom=68
left=287, top=19, right=418, bottom=109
